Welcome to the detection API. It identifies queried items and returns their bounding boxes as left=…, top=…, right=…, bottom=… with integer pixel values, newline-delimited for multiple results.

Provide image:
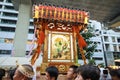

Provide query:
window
left=93, top=57, right=103, bottom=60
left=113, top=44, right=117, bottom=51
left=30, top=22, right=33, bottom=26
left=6, top=0, right=11, bottom=3
left=0, top=27, right=15, bottom=32
left=0, top=38, right=13, bottom=43
left=117, top=37, right=120, bottom=43
left=4, top=5, right=14, bottom=10
left=28, top=29, right=34, bottom=34
left=95, top=49, right=98, bottom=52
left=105, top=44, right=110, bottom=51
left=94, top=49, right=102, bottom=52
left=0, top=5, right=2, bottom=8
left=113, top=52, right=120, bottom=59
left=0, top=38, right=4, bottom=43
left=1, top=19, right=17, bottom=24
left=4, top=38, right=13, bottom=43
left=98, top=42, right=101, bottom=45
left=99, top=50, right=102, bottom=52
left=119, top=45, right=120, bottom=51
left=25, top=51, right=30, bottom=55
left=27, top=40, right=32, bottom=44
left=0, top=50, right=11, bottom=55
left=94, top=42, right=97, bottom=44
left=104, top=36, right=109, bottom=42
left=26, top=50, right=34, bottom=55
left=3, top=12, right=18, bottom=17
left=0, top=0, right=4, bottom=2
left=103, top=31, right=107, bottom=34
left=112, top=37, right=115, bottom=42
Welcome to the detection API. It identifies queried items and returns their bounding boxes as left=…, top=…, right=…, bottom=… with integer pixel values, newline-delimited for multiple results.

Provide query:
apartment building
left=0, top=0, right=34, bottom=56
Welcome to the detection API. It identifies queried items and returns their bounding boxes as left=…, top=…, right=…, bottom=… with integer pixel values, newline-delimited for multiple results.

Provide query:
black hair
left=45, top=66, right=59, bottom=80
left=110, top=68, right=120, bottom=79
left=9, top=68, right=17, bottom=80
left=0, top=68, right=5, bottom=80
left=103, top=69, right=108, bottom=75
left=69, top=65, right=78, bottom=73
left=77, top=64, right=100, bottom=80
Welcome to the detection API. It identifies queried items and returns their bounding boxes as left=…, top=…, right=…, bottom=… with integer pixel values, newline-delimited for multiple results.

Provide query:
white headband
left=17, top=65, right=34, bottom=78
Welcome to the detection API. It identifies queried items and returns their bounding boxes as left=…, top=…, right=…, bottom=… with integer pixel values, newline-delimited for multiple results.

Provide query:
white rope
left=32, top=64, right=36, bottom=80
left=26, top=26, right=36, bottom=58
left=11, top=46, right=15, bottom=56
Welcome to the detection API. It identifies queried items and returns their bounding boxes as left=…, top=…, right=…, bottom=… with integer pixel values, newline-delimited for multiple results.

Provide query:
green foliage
left=98, top=63, right=105, bottom=68
left=78, top=24, right=97, bottom=60
left=88, top=59, right=96, bottom=65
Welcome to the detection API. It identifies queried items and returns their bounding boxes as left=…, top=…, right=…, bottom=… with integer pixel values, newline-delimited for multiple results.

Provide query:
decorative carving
left=47, top=62, right=75, bottom=73
left=40, top=63, right=49, bottom=74
left=59, top=65, right=66, bottom=72
left=47, top=22, right=72, bottom=32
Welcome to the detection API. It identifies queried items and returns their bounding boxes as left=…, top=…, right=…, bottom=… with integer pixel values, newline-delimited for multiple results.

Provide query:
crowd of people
left=0, top=64, right=120, bottom=80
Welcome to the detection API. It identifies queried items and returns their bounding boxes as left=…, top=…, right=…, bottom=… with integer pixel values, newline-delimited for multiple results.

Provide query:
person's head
left=67, top=65, right=78, bottom=80
left=13, top=64, right=34, bottom=80
left=75, top=64, right=100, bottom=80
left=9, top=68, right=17, bottom=80
left=45, top=66, right=59, bottom=80
left=0, top=68, right=5, bottom=79
left=110, top=68, right=120, bottom=80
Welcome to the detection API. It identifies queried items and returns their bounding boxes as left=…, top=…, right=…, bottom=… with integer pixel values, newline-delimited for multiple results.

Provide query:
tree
left=88, top=59, right=96, bottom=65
left=77, top=24, right=97, bottom=63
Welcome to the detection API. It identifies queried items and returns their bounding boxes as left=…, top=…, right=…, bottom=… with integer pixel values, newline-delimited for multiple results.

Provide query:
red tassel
left=37, top=31, right=45, bottom=44
left=80, top=48, right=87, bottom=64
left=78, top=34, right=87, bottom=48
left=31, top=30, right=45, bottom=65
left=73, top=26, right=87, bottom=64
left=74, top=26, right=87, bottom=48
left=31, top=49, right=41, bottom=65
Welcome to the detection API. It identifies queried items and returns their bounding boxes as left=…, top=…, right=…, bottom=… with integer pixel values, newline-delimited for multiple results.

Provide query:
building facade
left=88, top=21, right=120, bottom=66
left=0, top=0, right=34, bottom=57
left=101, top=30, right=120, bottom=66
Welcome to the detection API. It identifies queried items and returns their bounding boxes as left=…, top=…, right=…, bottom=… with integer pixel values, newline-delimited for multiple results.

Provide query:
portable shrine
left=31, top=4, right=89, bottom=73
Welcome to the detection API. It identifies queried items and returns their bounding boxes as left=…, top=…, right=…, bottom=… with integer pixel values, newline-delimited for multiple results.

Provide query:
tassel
left=31, top=29, right=45, bottom=65
left=31, top=48, right=41, bottom=65
left=77, top=32, right=87, bottom=64
left=73, top=26, right=87, bottom=64
left=78, top=34, right=87, bottom=48
left=37, top=31, right=45, bottom=44
left=80, top=48, right=87, bottom=64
